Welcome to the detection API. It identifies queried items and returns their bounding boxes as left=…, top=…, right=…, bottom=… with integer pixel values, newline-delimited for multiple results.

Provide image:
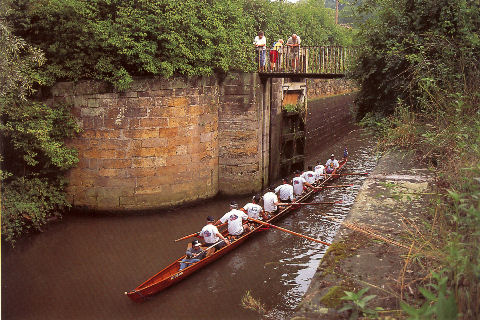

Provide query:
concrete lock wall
left=50, top=73, right=274, bottom=211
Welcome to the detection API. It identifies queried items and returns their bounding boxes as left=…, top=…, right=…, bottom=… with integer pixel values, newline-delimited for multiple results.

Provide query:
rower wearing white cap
left=325, top=154, right=339, bottom=174
left=218, top=201, right=249, bottom=238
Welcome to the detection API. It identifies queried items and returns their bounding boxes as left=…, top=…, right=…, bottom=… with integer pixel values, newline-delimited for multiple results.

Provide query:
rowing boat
left=125, top=158, right=347, bottom=302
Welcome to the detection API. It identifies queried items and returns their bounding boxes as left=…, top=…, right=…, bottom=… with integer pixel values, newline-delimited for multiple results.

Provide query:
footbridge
left=257, top=46, right=355, bottom=79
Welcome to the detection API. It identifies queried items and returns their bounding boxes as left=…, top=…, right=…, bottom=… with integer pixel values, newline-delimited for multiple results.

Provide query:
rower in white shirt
left=314, top=161, right=326, bottom=181
left=301, top=166, right=316, bottom=185
left=292, top=170, right=314, bottom=196
left=242, top=195, right=267, bottom=220
left=275, top=178, right=295, bottom=203
left=325, top=154, right=339, bottom=174
left=218, top=201, right=249, bottom=239
left=262, top=187, right=283, bottom=217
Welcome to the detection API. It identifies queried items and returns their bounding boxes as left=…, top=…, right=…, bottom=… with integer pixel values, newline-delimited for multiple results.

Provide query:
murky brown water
left=2, top=94, right=378, bottom=320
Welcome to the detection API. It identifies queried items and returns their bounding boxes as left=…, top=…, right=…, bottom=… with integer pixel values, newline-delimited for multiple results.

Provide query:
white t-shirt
left=243, top=203, right=263, bottom=219
left=254, top=36, right=267, bottom=50
left=314, top=164, right=325, bottom=180
left=301, top=171, right=316, bottom=184
left=275, top=184, right=294, bottom=201
left=292, top=176, right=307, bottom=195
left=263, top=192, right=278, bottom=213
left=220, top=209, right=248, bottom=236
left=199, top=224, right=220, bottom=244
left=325, top=159, right=339, bottom=172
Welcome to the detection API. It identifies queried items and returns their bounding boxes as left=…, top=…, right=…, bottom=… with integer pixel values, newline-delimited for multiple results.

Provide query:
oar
left=280, top=200, right=342, bottom=206
left=319, top=172, right=369, bottom=176
left=174, top=222, right=227, bottom=242
left=315, top=184, right=353, bottom=190
left=248, top=217, right=331, bottom=246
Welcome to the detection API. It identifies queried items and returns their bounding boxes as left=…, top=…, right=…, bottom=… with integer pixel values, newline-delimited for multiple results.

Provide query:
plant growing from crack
left=339, top=287, right=383, bottom=319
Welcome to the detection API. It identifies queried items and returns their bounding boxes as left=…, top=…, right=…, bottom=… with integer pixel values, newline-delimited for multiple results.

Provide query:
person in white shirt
left=275, top=178, right=295, bottom=202
left=314, top=161, right=326, bottom=181
left=325, top=154, right=340, bottom=174
left=242, top=195, right=267, bottom=220
left=199, top=216, right=229, bottom=250
left=218, top=201, right=249, bottom=238
left=262, top=187, right=282, bottom=216
left=301, top=166, right=316, bottom=185
left=292, top=170, right=314, bottom=196
left=253, top=30, right=267, bottom=71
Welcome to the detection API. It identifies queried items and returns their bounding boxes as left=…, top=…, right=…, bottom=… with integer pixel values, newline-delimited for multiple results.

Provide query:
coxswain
left=179, top=240, right=206, bottom=270
left=275, top=178, right=295, bottom=203
left=325, top=154, right=339, bottom=174
left=314, top=161, right=325, bottom=181
left=301, top=166, right=316, bottom=185
left=262, top=187, right=283, bottom=217
left=217, top=201, right=249, bottom=240
left=199, top=216, right=230, bottom=251
left=292, top=170, right=314, bottom=196
left=242, top=195, right=268, bottom=220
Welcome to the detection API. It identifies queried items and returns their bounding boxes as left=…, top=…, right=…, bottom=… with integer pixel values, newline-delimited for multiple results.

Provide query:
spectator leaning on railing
left=253, top=30, right=267, bottom=72
left=286, top=33, right=301, bottom=72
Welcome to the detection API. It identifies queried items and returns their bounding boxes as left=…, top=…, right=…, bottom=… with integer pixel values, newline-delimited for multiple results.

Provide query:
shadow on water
left=2, top=94, right=378, bottom=320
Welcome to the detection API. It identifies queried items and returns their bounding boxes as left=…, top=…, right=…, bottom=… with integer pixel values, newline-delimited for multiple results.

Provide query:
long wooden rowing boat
left=125, top=158, right=347, bottom=302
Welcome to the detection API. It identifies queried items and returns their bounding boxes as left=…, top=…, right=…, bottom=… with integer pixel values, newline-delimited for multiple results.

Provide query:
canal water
left=2, top=94, right=378, bottom=320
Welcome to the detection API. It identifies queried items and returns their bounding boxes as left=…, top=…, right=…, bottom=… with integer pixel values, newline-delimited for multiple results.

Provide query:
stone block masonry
left=52, top=74, right=268, bottom=211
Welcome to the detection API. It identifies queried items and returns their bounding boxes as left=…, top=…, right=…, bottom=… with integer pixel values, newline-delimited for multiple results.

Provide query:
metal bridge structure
left=256, top=46, right=355, bottom=79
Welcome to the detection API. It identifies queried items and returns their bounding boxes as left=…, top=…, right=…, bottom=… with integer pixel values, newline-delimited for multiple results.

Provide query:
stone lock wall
left=51, top=74, right=270, bottom=211
left=307, top=78, right=356, bottom=99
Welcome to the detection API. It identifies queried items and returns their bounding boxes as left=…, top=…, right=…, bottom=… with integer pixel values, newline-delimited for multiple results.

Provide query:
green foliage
left=339, top=287, right=383, bottom=319
left=282, top=102, right=305, bottom=113
left=351, top=0, right=480, bottom=119
left=8, top=0, right=354, bottom=90
left=401, top=273, right=458, bottom=320
left=1, top=5, right=79, bottom=244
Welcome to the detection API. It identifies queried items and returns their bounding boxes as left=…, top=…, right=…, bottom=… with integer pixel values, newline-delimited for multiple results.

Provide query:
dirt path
left=293, top=151, right=435, bottom=319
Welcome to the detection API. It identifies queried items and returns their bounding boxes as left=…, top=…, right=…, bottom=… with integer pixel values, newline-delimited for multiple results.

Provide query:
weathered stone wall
left=218, top=74, right=264, bottom=194
left=50, top=74, right=350, bottom=211
left=307, top=78, right=356, bottom=99
left=52, top=77, right=223, bottom=210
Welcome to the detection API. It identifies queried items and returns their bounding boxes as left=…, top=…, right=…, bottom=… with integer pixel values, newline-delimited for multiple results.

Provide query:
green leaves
left=339, top=287, right=383, bottom=319
left=8, top=0, right=354, bottom=90
left=401, top=273, right=458, bottom=320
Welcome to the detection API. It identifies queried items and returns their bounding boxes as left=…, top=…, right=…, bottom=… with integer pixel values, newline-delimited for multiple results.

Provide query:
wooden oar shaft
left=320, top=173, right=368, bottom=176
left=315, top=184, right=353, bottom=189
left=249, top=218, right=331, bottom=246
left=285, top=201, right=341, bottom=205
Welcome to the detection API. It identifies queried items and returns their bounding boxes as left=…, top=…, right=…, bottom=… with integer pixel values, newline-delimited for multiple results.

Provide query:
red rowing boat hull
left=126, top=159, right=347, bottom=302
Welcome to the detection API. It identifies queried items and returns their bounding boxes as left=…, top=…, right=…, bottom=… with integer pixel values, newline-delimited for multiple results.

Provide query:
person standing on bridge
left=270, top=39, right=284, bottom=71
left=253, top=31, right=267, bottom=72
left=286, top=33, right=301, bottom=72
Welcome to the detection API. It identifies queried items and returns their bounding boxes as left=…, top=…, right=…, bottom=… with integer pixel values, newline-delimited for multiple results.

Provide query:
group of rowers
left=179, top=152, right=344, bottom=270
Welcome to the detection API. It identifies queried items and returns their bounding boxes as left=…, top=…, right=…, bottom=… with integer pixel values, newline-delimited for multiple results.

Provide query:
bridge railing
left=255, top=46, right=356, bottom=75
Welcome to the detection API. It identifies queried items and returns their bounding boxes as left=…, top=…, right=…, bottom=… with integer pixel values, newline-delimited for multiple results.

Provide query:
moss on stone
left=319, top=286, right=344, bottom=308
